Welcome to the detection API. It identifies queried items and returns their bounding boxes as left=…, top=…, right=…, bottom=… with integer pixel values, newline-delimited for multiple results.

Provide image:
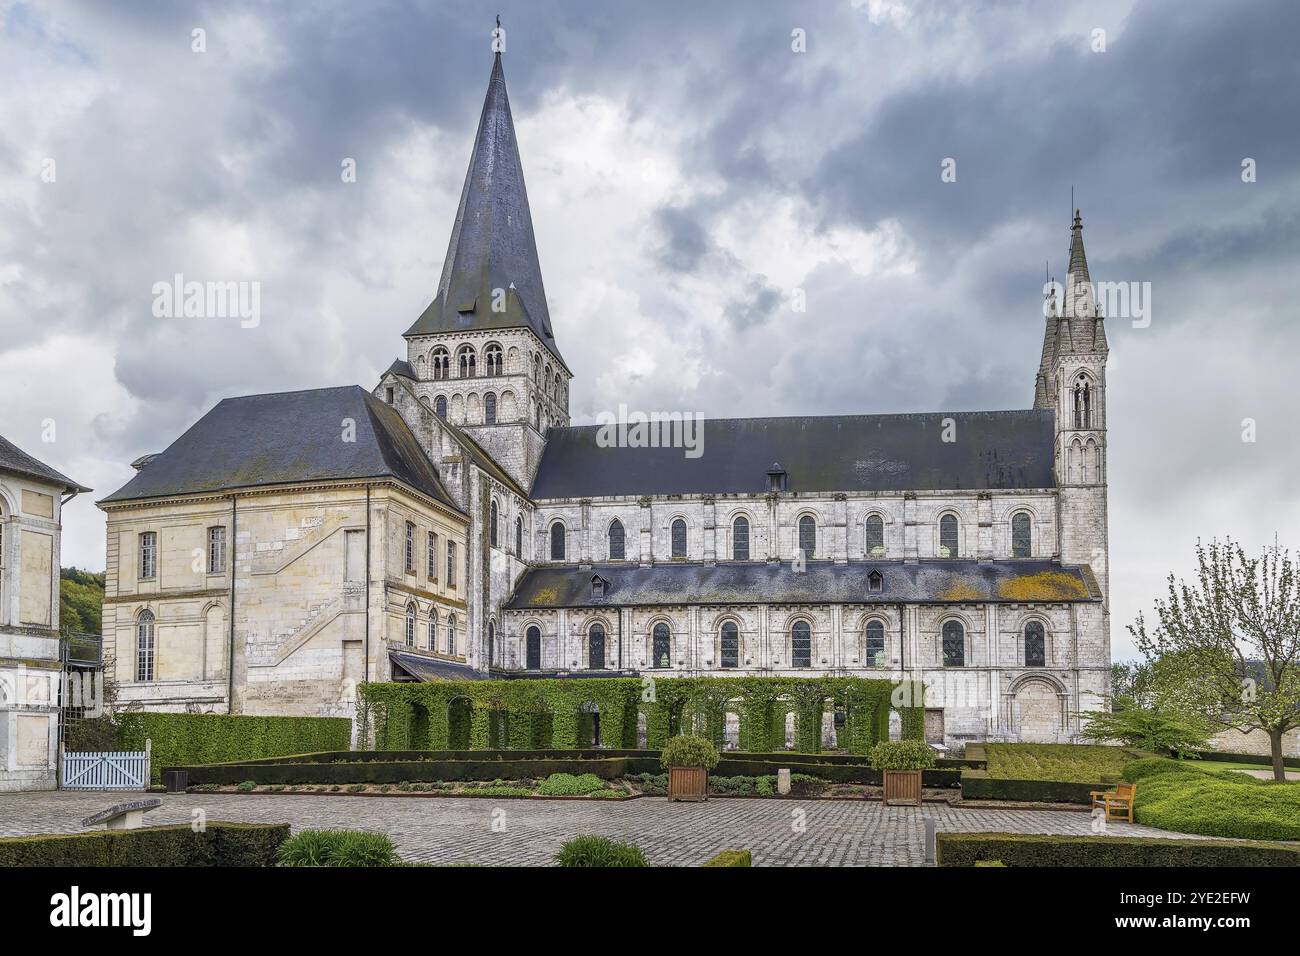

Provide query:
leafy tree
left=1131, top=539, right=1300, bottom=781
left=1078, top=705, right=1213, bottom=757
left=59, top=567, right=104, bottom=636
left=1109, top=660, right=1154, bottom=710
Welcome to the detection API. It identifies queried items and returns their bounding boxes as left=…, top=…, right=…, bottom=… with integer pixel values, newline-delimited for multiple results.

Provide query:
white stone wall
left=532, top=490, right=1060, bottom=565
left=0, top=471, right=66, bottom=791
left=101, top=482, right=469, bottom=718
left=501, top=596, right=1107, bottom=746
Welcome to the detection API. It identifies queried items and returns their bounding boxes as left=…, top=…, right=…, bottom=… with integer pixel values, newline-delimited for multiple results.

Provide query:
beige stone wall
left=1210, top=726, right=1300, bottom=759
left=101, top=481, right=468, bottom=717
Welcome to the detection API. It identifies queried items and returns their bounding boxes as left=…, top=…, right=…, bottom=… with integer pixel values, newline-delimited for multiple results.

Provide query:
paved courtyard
left=0, top=791, right=1204, bottom=865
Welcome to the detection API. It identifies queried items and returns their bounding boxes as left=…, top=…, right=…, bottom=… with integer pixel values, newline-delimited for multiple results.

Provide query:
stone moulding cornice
left=385, top=579, right=468, bottom=611
left=104, top=587, right=229, bottom=605
left=533, top=487, right=1059, bottom=507
left=98, top=477, right=467, bottom=524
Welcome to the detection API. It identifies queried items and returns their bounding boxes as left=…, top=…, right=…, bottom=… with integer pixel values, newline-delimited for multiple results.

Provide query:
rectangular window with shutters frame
left=139, top=532, right=157, bottom=580
left=207, top=526, right=226, bottom=574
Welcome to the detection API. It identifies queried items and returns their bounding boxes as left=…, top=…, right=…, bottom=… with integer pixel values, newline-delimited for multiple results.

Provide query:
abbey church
left=98, top=51, right=1112, bottom=747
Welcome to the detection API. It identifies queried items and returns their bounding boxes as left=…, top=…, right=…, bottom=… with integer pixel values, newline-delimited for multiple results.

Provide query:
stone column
left=903, top=493, right=918, bottom=563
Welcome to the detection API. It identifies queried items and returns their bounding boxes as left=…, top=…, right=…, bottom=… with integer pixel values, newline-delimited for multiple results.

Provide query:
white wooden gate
left=61, top=741, right=150, bottom=790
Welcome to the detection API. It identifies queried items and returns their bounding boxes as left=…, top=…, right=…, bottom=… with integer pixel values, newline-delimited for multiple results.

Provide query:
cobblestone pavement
left=0, top=791, right=1203, bottom=866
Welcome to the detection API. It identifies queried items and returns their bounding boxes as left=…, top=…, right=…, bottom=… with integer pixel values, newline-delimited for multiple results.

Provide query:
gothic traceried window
left=671, top=519, right=687, bottom=558
left=608, top=519, right=625, bottom=560
left=939, top=514, right=958, bottom=558
left=942, top=619, right=965, bottom=667
left=791, top=620, right=812, bottom=668
left=1012, top=512, right=1032, bottom=558
left=1025, top=621, right=1046, bottom=667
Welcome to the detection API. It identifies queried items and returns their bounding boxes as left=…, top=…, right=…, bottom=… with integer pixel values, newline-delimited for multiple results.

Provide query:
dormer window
left=868, top=570, right=883, bottom=593
left=591, top=574, right=609, bottom=598
left=766, top=461, right=788, bottom=493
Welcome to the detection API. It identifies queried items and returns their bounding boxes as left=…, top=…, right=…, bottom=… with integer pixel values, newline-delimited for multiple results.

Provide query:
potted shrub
left=870, top=740, right=936, bottom=806
left=660, top=736, right=719, bottom=802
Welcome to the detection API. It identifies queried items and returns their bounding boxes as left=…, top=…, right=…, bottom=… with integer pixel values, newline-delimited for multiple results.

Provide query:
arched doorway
left=1012, top=678, right=1063, bottom=742
left=577, top=701, right=601, bottom=748
left=447, top=696, right=473, bottom=750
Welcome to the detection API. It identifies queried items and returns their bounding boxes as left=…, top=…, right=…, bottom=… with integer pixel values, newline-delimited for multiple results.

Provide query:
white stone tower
left=1035, top=210, right=1110, bottom=639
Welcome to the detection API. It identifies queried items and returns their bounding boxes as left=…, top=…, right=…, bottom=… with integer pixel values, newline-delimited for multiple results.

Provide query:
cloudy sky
left=3, top=0, right=1298, bottom=660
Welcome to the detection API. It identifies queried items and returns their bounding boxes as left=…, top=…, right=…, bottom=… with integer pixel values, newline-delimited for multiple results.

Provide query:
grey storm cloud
left=2, top=0, right=1299, bottom=662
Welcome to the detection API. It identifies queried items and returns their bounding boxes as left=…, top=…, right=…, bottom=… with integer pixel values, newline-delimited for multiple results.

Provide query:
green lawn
left=1123, top=758, right=1300, bottom=841
left=982, top=743, right=1150, bottom=783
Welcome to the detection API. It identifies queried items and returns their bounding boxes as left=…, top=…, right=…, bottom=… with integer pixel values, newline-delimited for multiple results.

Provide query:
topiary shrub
left=554, top=835, right=647, bottom=867
left=277, top=829, right=400, bottom=867
left=660, top=736, right=720, bottom=770
left=870, top=740, right=936, bottom=771
left=1120, top=757, right=1300, bottom=841
left=537, top=772, right=605, bottom=796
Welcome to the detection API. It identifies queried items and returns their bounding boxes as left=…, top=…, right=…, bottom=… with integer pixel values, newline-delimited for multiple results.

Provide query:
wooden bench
left=1090, top=782, right=1136, bottom=823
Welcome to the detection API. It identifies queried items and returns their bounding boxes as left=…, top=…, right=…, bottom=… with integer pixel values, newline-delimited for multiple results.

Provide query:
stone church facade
left=103, top=50, right=1112, bottom=746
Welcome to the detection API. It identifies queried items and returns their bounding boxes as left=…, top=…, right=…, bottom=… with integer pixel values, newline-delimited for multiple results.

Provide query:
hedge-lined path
left=0, top=791, right=1210, bottom=866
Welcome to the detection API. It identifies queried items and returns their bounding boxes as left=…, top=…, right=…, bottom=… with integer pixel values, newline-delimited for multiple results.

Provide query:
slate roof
left=386, top=358, right=415, bottom=380
left=0, top=434, right=90, bottom=494
left=100, top=386, right=461, bottom=512
left=389, top=650, right=486, bottom=682
left=403, top=54, right=566, bottom=370
left=506, top=560, right=1100, bottom=610
left=530, top=409, right=1055, bottom=499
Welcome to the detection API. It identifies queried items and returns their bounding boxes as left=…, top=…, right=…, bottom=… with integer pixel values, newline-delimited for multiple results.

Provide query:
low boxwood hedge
left=704, top=849, right=752, bottom=867
left=959, top=770, right=1099, bottom=804
left=0, top=823, right=289, bottom=867
left=1121, top=758, right=1300, bottom=840
left=1189, top=750, right=1300, bottom=769
left=937, top=831, right=1300, bottom=867
left=180, top=756, right=656, bottom=786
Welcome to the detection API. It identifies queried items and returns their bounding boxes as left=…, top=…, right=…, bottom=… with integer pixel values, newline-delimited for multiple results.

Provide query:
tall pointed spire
left=404, top=49, right=565, bottom=367
left=1063, top=208, right=1094, bottom=323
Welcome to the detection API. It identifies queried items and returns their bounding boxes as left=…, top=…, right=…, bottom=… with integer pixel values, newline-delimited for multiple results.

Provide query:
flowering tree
left=1131, top=539, right=1300, bottom=781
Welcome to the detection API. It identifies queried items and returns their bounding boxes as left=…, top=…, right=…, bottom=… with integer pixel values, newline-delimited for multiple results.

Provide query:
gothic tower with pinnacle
left=1035, top=210, right=1110, bottom=652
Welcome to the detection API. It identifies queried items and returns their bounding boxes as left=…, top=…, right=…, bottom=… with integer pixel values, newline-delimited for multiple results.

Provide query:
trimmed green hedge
left=180, top=752, right=963, bottom=788
left=937, top=832, right=1300, bottom=867
left=0, top=823, right=288, bottom=867
left=183, top=756, right=655, bottom=786
left=704, top=850, right=752, bottom=867
left=1121, top=758, right=1300, bottom=840
left=1193, top=750, right=1300, bottom=769
left=959, top=770, right=1100, bottom=804
left=119, top=712, right=351, bottom=783
left=358, top=675, right=910, bottom=755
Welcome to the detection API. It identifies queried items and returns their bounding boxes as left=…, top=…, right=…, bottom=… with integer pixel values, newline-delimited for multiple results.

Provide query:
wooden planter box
left=882, top=769, right=923, bottom=806
left=668, top=765, right=708, bottom=802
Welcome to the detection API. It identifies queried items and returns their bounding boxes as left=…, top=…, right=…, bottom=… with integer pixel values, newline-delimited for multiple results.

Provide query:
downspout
left=226, top=494, right=237, bottom=714
left=364, top=485, right=371, bottom=683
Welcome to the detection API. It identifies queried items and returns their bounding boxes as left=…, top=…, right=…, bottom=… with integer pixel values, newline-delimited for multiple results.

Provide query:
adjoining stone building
left=1, top=435, right=89, bottom=791
left=98, top=387, right=471, bottom=717
left=106, top=49, right=1113, bottom=746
